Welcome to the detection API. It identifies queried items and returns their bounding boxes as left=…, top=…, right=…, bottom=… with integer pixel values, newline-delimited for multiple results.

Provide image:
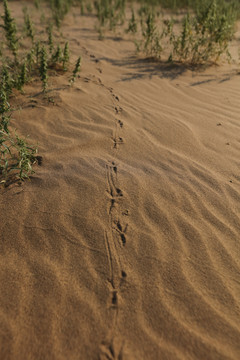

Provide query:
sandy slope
left=1, top=2, right=240, bottom=359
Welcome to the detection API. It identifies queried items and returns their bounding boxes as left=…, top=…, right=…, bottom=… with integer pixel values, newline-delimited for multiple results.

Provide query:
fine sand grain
left=1, top=2, right=240, bottom=359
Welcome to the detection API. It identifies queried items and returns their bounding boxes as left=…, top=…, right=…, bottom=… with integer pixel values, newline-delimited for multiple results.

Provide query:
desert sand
left=1, top=2, right=240, bottom=359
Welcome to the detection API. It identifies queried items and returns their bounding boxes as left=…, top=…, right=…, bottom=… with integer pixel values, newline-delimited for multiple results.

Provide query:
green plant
left=63, top=42, right=70, bottom=70
left=26, top=48, right=35, bottom=73
left=50, top=0, right=72, bottom=27
left=15, top=134, right=37, bottom=181
left=40, top=12, right=46, bottom=24
left=35, top=41, right=41, bottom=64
left=139, top=11, right=163, bottom=58
left=2, top=0, right=19, bottom=60
left=79, top=0, right=85, bottom=15
left=39, top=46, right=48, bottom=92
left=0, top=81, right=37, bottom=185
left=0, top=129, right=37, bottom=185
left=170, top=13, right=192, bottom=61
left=52, top=44, right=62, bottom=63
left=0, top=71, right=11, bottom=134
left=134, top=0, right=236, bottom=64
left=17, top=61, right=28, bottom=91
left=34, top=0, right=40, bottom=9
left=47, top=24, right=54, bottom=53
left=86, top=2, right=93, bottom=13
left=0, top=87, right=10, bottom=121
left=70, top=56, right=81, bottom=83
left=126, top=8, right=137, bottom=34
left=169, top=0, right=235, bottom=64
left=1, top=66, right=13, bottom=98
left=94, top=0, right=126, bottom=31
left=23, top=7, right=35, bottom=42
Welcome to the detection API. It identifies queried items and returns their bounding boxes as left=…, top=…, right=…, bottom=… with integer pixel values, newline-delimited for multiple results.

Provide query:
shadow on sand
left=98, top=52, right=238, bottom=83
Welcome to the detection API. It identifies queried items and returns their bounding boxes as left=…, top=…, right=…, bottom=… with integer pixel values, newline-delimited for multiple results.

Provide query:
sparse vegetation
left=129, top=0, right=237, bottom=64
left=0, top=0, right=238, bottom=186
left=0, top=0, right=83, bottom=185
left=85, top=0, right=238, bottom=64
left=94, top=0, right=126, bottom=37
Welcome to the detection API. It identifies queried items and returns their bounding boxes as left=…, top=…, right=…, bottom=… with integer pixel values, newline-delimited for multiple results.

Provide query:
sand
left=1, top=2, right=240, bottom=359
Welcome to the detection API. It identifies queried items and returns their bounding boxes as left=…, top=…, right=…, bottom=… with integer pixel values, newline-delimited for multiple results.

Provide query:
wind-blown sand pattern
left=1, top=2, right=240, bottom=359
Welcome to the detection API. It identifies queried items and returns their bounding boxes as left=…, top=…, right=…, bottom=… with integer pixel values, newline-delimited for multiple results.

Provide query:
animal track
left=118, top=120, right=123, bottom=128
left=102, top=84, right=128, bottom=359
left=112, top=94, right=119, bottom=101
left=106, top=163, right=123, bottom=201
left=121, top=271, right=127, bottom=279
left=99, top=340, right=124, bottom=360
left=111, top=290, right=118, bottom=306
left=113, top=136, right=124, bottom=149
left=115, top=220, right=128, bottom=246
left=115, top=106, right=123, bottom=114
left=112, top=118, right=124, bottom=149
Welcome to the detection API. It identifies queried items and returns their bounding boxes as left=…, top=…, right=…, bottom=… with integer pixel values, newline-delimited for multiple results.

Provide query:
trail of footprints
left=80, top=50, right=128, bottom=357
left=101, top=77, right=128, bottom=359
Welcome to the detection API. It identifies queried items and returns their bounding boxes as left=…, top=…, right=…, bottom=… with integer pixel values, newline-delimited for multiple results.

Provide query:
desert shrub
left=169, top=0, right=236, bottom=63
left=94, top=0, right=126, bottom=35
left=135, top=0, right=236, bottom=64
left=50, top=0, right=73, bottom=27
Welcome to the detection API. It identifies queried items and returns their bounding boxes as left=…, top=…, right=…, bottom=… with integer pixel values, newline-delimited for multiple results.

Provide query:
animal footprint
left=115, top=106, right=123, bottom=114
left=113, top=136, right=124, bottom=149
left=106, top=164, right=123, bottom=199
left=115, top=220, right=128, bottom=246
left=118, top=120, right=123, bottom=128
left=99, top=340, right=124, bottom=360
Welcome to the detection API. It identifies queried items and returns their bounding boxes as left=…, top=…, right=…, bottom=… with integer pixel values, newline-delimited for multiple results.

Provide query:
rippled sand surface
left=1, top=2, right=240, bottom=359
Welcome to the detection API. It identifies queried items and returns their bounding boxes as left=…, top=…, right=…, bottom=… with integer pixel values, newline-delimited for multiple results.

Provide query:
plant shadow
left=98, top=55, right=211, bottom=81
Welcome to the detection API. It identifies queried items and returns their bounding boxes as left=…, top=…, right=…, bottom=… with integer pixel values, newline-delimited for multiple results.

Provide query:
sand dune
left=1, top=2, right=240, bottom=359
